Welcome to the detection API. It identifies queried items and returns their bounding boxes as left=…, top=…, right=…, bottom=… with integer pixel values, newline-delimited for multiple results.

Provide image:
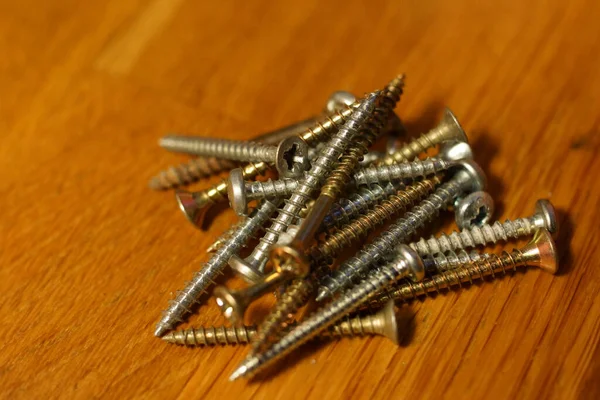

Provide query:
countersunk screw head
left=270, top=244, right=311, bottom=277
left=275, top=137, right=310, bottom=179
left=451, top=160, right=487, bottom=193
left=228, top=255, right=265, bottom=284
left=214, top=286, right=247, bottom=325
left=535, top=199, right=559, bottom=236
left=441, top=108, right=469, bottom=144
left=227, top=168, right=247, bottom=216
left=175, top=189, right=209, bottom=229
left=378, top=300, right=400, bottom=346
left=521, top=228, right=558, bottom=274
left=396, top=244, right=425, bottom=282
left=455, top=191, right=495, bottom=229
left=438, top=140, right=473, bottom=162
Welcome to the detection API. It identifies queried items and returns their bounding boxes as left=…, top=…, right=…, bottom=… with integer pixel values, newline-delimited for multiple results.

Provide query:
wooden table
left=1, top=0, right=599, bottom=398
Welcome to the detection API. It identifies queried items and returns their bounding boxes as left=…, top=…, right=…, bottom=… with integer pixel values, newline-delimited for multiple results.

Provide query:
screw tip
left=228, top=365, right=248, bottom=381
left=314, top=288, right=328, bottom=303
left=154, top=324, right=170, bottom=337
left=161, top=332, right=177, bottom=343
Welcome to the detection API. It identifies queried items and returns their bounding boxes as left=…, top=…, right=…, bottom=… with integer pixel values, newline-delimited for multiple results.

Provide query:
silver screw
left=228, top=158, right=456, bottom=216
left=454, top=191, right=495, bottom=229
left=228, top=245, right=425, bottom=381
left=153, top=199, right=280, bottom=337
left=162, top=136, right=310, bottom=179
left=315, top=160, right=487, bottom=302
left=409, top=199, right=558, bottom=256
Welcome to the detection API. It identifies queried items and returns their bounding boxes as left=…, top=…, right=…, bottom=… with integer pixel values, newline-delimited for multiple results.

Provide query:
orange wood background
left=1, top=0, right=599, bottom=398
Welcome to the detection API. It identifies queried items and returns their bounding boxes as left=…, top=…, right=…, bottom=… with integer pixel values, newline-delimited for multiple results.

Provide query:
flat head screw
left=161, top=300, right=398, bottom=346
left=229, top=245, right=424, bottom=381
left=316, top=160, right=486, bottom=302
left=409, top=198, right=559, bottom=257
left=372, top=229, right=558, bottom=306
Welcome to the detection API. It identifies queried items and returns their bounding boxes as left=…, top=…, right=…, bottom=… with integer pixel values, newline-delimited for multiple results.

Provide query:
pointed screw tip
left=154, top=325, right=169, bottom=337
left=228, top=365, right=247, bottom=381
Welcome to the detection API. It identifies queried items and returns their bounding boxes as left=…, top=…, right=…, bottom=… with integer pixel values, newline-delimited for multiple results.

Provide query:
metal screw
left=315, top=160, right=487, bottom=302
left=153, top=199, right=280, bottom=337
left=172, top=103, right=364, bottom=229
left=372, top=228, right=558, bottom=306
left=227, top=158, right=454, bottom=216
left=249, top=179, right=437, bottom=352
left=454, top=191, right=495, bottom=229
left=162, top=300, right=399, bottom=346
left=377, top=108, right=468, bottom=165
left=409, top=199, right=558, bottom=257
left=228, top=245, right=424, bottom=381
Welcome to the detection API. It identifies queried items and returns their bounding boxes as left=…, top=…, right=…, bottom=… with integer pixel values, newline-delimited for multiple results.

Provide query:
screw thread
left=149, top=157, right=237, bottom=190
left=372, top=249, right=526, bottom=305
left=422, top=249, right=486, bottom=272
left=409, top=217, right=541, bottom=256
left=206, top=221, right=246, bottom=253
left=232, top=257, right=411, bottom=380
left=317, top=178, right=464, bottom=301
left=154, top=200, right=279, bottom=336
left=322, top=182, right=403, bottom=229
left=250, top=278, right=315, bottom=353
left=251, top=95, right=377, bottom=268
left=246, top=178, right=299, bottom=201
left=314, top=178, right=439, bottom=262
left=353, top=158, right=455, bottom=186
left=378, top=121, right=453, bottom=165
left=300, top=107, right=355, bottom=145
left=162, top=137, right=278, bottom=162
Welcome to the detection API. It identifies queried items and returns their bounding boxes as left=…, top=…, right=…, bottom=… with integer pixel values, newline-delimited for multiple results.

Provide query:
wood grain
left=1, top=0, right=599, bottom=398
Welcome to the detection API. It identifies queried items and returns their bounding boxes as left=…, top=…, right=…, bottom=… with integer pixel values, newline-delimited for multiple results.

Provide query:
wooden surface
left=1, top=0, right=599, bottom=398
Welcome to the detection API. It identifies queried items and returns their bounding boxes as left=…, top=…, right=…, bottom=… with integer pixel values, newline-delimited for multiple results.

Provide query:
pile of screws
left=150, top=74, right=559, bottom=381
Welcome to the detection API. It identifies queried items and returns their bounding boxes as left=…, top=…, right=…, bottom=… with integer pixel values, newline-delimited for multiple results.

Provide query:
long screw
left=376, top=108, right=468, bottom=165
left=173, top=103, right=365, bottom=230
left=409, top=199, right=558, bottom=256
left=153, top=199, right=280, bottom=337
left=162, top=300, right=399, bottom=346
left=218, top=178, right=435, bottom=327
left=316, top=160, right=486, bottom=302
left=228, top=245, right=424, bottom=381
left=227, top=158, right=453, bottom=216
left=371, top=229, right=558, bottom=306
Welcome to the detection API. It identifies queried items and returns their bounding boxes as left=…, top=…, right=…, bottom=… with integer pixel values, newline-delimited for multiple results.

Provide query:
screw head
left=438, top=141, right=473, bottom=162
left=275, top=137, right=310, bottom=179
left=455, top=191, right=495, bottom=229
left=227, top=168, right=248, bottom=216
left=228, top=255, right=265, bottom=284
left=440, top=108, right=469, bottom=144
left=270, top=245, right=310, bottom=277
left=175, top=190, right=209, bottom=230
left=396, top=244, right=425, bottom=282
left=324, top=91, right=356, bottom=114
left=214, top=286, right=246, bottom=325
left=520, top=229, right=558, bottom=274
left=451, top=160, right=487, bottom=194
left=378, top=300, right=400, bottom=346
left=535, top=199, right=559, bottom=236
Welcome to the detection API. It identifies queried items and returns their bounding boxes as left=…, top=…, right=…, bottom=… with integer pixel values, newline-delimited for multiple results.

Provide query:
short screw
left=376, top=108, right=468, bottom=165
left=228, top=245, right=424, bottom=381
left=154, top=199, right=280, bottom=337
left=371, top=228, right=558, bottom=306
left=316, top=160, right=487, bottom=302
left=162, top=300, right=399, bottom=346
left=228, top=158, right=454, bottom=216
left=409, top=199, right=558, bottom=257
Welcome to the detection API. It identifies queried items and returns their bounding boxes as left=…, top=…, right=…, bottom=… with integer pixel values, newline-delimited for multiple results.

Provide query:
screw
left=316, top=160, right=487, bottom=302
left=377, top=108, right=468, bottom=165
left=228, top=245, right=424, bottom=381
left=228, top=158, right=454, bottom=216
left=409, top=199, right=558, bottom=257
left=162, top=300, right=399, bottom=346
left=371, top=228, right=558, bottom=306
left=324, top=91, right=357, bottom=114
left=154, top=199, right=280, bottom=337
left=172, top=102, right=365, bottom=229
left=455, top=191, right=495, bottom=229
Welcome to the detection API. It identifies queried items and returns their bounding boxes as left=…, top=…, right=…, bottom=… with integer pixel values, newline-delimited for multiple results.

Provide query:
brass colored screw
left=229, top=245, right=424, bottom=381
left=149, top=157, right=238, bottom=191
left=372, top=229, right=558, bottom=306
left=162, top=300, right=399, bottom=346
left=409, top=199, right=558, bottom=256
left=376, top=108, right=468, bottom=165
